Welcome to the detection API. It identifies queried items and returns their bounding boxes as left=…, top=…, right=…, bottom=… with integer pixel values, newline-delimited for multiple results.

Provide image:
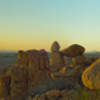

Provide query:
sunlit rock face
left=49, top=41, right=65, bottom=72
left=61, top=44, right=85, bottom=57
left=82, top=58, right=100, bottom=90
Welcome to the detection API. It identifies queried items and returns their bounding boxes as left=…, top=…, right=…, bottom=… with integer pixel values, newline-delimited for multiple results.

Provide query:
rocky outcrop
left=82, top=58, right=100, bottom=90
left=1, top=41, right=100, bottom=100
left=0, top=49, right=50, bottom=100
left=49, top=41, right=65, bottom=72
left=17, top=49, right=50, bottom=95
left=61, top=44, right=85, bottom=57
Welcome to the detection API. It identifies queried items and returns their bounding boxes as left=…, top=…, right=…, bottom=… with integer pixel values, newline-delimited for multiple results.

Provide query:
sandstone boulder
left=82, top=58, right=100, bottom=90
left=61, top=44, right=85, bottom=57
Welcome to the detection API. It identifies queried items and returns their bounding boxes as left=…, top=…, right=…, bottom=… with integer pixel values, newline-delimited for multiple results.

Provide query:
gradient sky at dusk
left=0, top=0, right=100, bottom=51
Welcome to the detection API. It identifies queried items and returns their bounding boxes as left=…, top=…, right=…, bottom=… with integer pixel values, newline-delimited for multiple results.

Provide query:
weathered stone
left=17, top=49, right=49, bottom=71
left=10, top=64, right=28, bottom=100
left=61, top=44, right=85, bottom=57
left=17, top=49, right=50, bottom=93
left=82, top=58, right=100, bottom=90
left=49, top=52, right=65, bottom=72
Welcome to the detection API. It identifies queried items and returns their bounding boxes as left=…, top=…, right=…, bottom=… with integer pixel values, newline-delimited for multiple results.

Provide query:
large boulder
left=82, top=58, right=100, bottom=90
left=49, top=41, right=65, bottom=72
left=61, top=44, right=85, bottom=57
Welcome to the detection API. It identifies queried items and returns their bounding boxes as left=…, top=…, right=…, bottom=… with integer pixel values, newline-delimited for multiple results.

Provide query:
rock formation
left=49, top=41, right=65, bottom=72
left=1, top=41, right=100, bottom=100
left=0, top=49, right=50, bottom=100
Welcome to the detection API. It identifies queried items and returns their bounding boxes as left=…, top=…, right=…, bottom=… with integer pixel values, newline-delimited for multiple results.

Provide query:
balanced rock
left=61, top=44, right=85, bottom=57
left=50, top=41, right=65, bottom=72
left=82, top=58, right=100, bottom=90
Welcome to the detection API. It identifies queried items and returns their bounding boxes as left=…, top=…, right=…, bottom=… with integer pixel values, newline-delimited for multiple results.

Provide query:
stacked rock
left=49, top=41, right=65, bottom=72
left=61, top=44, right=86, bottom=66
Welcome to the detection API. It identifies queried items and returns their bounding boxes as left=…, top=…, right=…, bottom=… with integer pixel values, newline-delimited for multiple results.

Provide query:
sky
left=0, top=0, right=100, bottom=51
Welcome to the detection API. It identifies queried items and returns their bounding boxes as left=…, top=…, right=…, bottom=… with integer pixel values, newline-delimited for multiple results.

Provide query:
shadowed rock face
left=61, top=44, right=85, bottom=57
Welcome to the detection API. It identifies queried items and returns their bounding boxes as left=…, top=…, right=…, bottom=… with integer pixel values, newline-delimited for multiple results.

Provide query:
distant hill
left=85, top=51, right=100, bottom=58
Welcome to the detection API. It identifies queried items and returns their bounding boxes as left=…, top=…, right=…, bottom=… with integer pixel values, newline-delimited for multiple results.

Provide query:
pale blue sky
left=0, top=0, right=100, bottom=51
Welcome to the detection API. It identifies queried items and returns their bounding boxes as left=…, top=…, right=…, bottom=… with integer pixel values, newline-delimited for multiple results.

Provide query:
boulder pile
left=0, top=41, right=100, bottom=100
